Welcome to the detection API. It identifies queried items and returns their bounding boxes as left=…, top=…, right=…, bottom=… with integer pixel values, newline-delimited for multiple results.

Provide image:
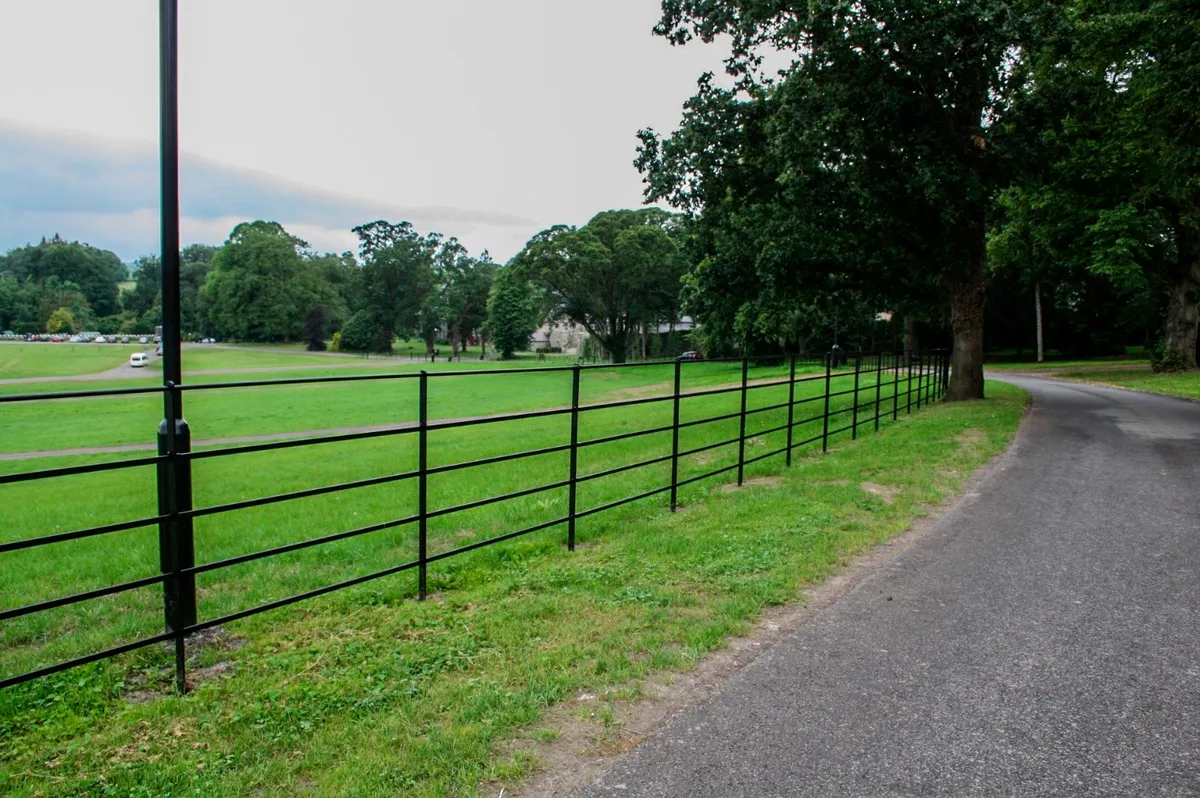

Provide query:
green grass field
left=1056, top=368, right=1200, bottom=400
left=0, top=345, right=1012, bottom=796
left=154, top=346, right=355, bottom=372
left=0, top=343, right=148, bottom=379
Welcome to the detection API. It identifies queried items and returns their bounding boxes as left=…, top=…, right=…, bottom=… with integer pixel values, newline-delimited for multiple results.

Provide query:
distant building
left=530, top=316, right=696, bottom=356
left=530, top=316, right=587, bottom=354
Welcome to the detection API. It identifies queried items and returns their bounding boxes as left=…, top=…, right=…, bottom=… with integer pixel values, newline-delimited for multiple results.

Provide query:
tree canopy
left=511, top=208, right=687, bottom=363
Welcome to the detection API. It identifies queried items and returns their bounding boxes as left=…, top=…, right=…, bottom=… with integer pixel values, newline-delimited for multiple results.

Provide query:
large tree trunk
left=903, top=315, right=919, bottom=364
left=1034, top=280, right=1044, bottom=363
left=1164, top=223, right=1200, bottom=369
left=945, top=259, right=986, bottom=401
left=606, top=329, right=628, bottom=364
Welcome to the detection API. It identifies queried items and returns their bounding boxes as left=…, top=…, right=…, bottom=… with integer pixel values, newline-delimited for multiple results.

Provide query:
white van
left=130, top=352, right=150, bottom=368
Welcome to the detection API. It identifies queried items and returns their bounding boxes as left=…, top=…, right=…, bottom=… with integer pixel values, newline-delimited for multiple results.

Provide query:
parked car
left=138, top=336, right=149, bottom=344
left=120, top=336, right=130, bottom=344
left=130, top=352, right=150, bottom=368
left=678, top=351, right=704, bottom=361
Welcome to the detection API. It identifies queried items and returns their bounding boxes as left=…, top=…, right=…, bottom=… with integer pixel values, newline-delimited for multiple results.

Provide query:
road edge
left=510, top=388, right=1034, bottom=798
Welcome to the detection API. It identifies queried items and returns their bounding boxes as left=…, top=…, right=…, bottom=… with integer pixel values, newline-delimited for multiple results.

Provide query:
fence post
left=926, top=354, right=934, bottom=405
left=822, top=351, right=832, bottom=453
left=892, top=352, right=900, bottom=420
left=874, top=352, right=882, bottom=432
left=785, top=354, right=796, bottom=466
left=906, top=352, right=914, bottom=415
left=569, top=364, right=581, bottom=543
left=670, top=359, right=681, bottom=511
left=418, top=370, right=428, bottom=600
left=943, top=351, right=951, bottom=398
left=916, top=353, right=924, bottom=410
left=156, top=382, right=194, bottom=695
left=737, top=356, right=748, bottom=485
left=850, top=355, right=861, bottom=440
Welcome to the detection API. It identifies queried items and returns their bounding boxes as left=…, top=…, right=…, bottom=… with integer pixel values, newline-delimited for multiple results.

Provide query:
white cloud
left=0, top=0, right=733, bottom=260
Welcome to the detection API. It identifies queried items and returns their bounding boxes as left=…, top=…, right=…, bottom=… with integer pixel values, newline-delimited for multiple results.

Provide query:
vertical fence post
left=418, top=370, right=428, bottom=600
left=892, top=352, right=900, bottom=420
left=737, top=356, right=748, bottom=485
left=669, top=359, right=681, bottom=511
left=850, top=354, right=861, bottom=440
left=822, top=351, right=832, bottom=453
left=785, top=354, right=796, bottom=466
left=925, top=355, right=934, bottom=405
left=156, top=383, right=194, bottom=695
left=157, top=0, right=191, bottom=695
left=906, top=353, right=914, bottom=415
left=874, top=352, right=882, bottom=432
left=944, top=351, right=951, bottom=398
left=916, top=353, right=924, bottom=410
left=568, top=364, right=581, bottom=545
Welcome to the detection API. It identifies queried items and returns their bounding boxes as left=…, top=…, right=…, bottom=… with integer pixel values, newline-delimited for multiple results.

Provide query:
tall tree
left=204, top=221, right=311, bottom=341
left=485, top=267, right=540, bottom=359
left=352, top=221, right=442, bottom=353
left=512, top=209, right=686, bottom=363
left=0, top=236, right=125, bottom=318
left=444, top=252, right=495, bottom=354
left=641, top=0, right=1037, bottom=397
left=1018, top=0, right=1199, bottom=367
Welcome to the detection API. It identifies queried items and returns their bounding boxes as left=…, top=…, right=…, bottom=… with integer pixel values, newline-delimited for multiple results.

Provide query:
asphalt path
left=581, top=375, right=1200, bottom=797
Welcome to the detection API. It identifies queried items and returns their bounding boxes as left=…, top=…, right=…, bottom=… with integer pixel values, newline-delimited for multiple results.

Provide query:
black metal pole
left=893, top=352, right=900, bottom=420
left=822, top=351, right=832, bottom=453
left=157, top=0, right=193, bottom=696
left=851, top=354, right=861, bottom=440
left=669, top=359, right=681, bottom=510
left=906, top=353, right=914, bottom=414
left=418, top=370, right=428, bottom=599
left=785, top=354, right=796, bottom=466
left=874, top=352, right=882, bottom=432
left=916, top=353, right=924, bottom=410
left=737, top=357, right=748, bottom=485
left=160, top=0, right=182, bottom=394
left=568, top=365, right=580, bottom=545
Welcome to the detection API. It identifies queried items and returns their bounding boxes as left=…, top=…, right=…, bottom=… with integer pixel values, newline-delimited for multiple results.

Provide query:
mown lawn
left=1056, top=368, right=1200, bottom=400
left=0, top=360, right=814, bottom=453
left=1, top=359, right=873, bottom=677
left=0, top=375, right=1025, bottom=797
left=0, top=344, right=146, bottom=379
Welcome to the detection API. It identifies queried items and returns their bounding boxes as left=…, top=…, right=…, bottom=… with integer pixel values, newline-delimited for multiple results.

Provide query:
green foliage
left=339, top=309, right=387, bottom=353
left=511, top=209, right=687, bottom=363
left=485, top=267, right=539, bottom=359
left=0, top=235, right=124, bottom=318
left=331, top=330, right=342, bottom=352
left=204, top=221, right=322, bottom=342
left=45, top=306, right=75, bottom=334
left=1149, top=340, right=1192, bottom=374
left=304, top=305, right=328, bottom=352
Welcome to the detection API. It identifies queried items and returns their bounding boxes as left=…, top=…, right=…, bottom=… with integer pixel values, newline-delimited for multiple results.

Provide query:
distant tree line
left=0, top=211, right=700, bottom=363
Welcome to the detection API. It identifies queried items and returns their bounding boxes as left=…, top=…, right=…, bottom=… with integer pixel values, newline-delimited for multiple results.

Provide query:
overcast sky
left=0, top=0, right=732, bottom=262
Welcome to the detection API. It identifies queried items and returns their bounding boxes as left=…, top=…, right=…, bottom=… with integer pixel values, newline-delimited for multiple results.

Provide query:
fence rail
left=0, top=350, right=949, bottom=691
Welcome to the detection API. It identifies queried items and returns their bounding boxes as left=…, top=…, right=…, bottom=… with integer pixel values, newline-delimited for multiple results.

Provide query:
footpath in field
left=580, top=375, right=1200, bottom=797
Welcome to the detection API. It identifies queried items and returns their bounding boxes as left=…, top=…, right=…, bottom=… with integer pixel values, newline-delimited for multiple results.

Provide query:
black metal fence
left=0, top=350, right=949, bottom=692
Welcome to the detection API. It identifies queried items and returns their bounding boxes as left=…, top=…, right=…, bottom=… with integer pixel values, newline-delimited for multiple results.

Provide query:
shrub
left=1149, top=339, right=1192, bottom=373
left=304, top=306, right=328, bottom=352
left=339, top=309, right=382, bottom=352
